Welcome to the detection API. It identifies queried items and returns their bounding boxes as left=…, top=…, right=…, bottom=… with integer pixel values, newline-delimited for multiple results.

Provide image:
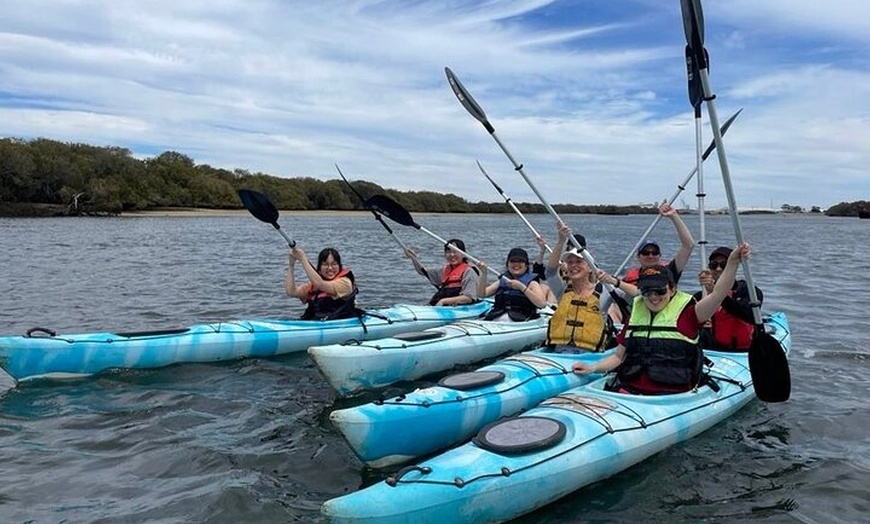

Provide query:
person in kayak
left=477, top=247, right=547, bottom=321
left=572, top=242, right=751, bottom=394
left=284, top=245, right=361, bottom=321
left=404, top=238, right=479, bottom=306
left=620, top=202, right=695, bottom=288
left=693, top=245, right=764, bottom=351
left=543, top=224, right=619, bottom=353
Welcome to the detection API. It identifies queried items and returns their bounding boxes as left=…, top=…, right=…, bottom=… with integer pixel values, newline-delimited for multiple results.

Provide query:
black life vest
left=484, top=270, right=540, bottom=321
left=301, top=268, right=360, bottom=321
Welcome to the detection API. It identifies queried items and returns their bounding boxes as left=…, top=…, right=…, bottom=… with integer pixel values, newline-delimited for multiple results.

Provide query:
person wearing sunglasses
left=693, top=246, right=764, bottom=351
left=285, top=245, right=361, bottom=321
left=572, top=243, right=751, bottom=395
left=405, top=238, right=480, bottom=306
left=477, top=247, right=547, bottom=322
left=621, top=203, right=696, bottom=288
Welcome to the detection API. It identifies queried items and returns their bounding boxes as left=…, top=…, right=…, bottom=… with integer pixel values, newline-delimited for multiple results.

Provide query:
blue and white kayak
left=309, top=314, right=550, bottom=398
left=322, top=312, right=791, bottom=524
left=0, top=301, right=492, bottom=383
left=329, top=345, right=610, bottom=468
left=331, top=312, right=788, bottom=468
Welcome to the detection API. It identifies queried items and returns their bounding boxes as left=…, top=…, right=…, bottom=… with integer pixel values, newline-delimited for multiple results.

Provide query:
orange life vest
left=302, top=268, right=358, bottom=320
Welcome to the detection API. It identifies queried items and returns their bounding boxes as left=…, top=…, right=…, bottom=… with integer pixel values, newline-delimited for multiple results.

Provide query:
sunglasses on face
left=508, top=258, right=526, bottom=264
left=641, top=287, right=669, bottom=298
left=639, top=250, right=660, bottom=257
left=708, top=260, right=727, bottom=270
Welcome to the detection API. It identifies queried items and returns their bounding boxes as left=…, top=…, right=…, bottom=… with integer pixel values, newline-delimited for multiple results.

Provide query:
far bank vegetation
left=0, top=137, right=851, bottom=217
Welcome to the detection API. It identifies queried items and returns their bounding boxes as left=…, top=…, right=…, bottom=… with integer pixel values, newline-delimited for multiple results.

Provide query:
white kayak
left=308, top=314, right=551, bottom=397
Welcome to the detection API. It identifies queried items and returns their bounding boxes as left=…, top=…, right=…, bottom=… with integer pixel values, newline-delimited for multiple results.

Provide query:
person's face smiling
left=507, top=257, right=527, bottom=276
left=641, top=285, right=672, bottom=312
left=320, top=256, right=340, bottom=278
left=444, top=247, right=462, bottom=265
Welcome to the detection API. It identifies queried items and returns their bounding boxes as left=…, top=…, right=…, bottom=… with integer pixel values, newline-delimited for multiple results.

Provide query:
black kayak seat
left=438, top=370, right=505, bottom=390
left=474, top=416, right=567, bottom=455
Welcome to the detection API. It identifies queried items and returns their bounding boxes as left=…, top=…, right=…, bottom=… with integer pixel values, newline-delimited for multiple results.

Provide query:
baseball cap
left=709, top=246, right=731, bottom=260
left=636, top=265, right=673, bottom=290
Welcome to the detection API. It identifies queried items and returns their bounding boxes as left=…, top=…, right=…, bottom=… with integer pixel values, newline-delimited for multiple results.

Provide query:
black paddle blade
left=238, top=189, right=279, bottom=225
left=680, top=0, right=708, bottom=70
left=444, top=67, right=494, bottom=133
left=685, top=45, right=703, bottom=111
left=365, top=194, right=418, bottom=228
left=748, top=327, right=791, bottom=402
left=701, top=108, right=742, bottom=161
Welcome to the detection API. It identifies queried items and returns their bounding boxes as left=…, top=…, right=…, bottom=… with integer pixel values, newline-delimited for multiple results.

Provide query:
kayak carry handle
left=25, top=327, right=57, bottom=338
left=386, top=465, right=432, bottom=486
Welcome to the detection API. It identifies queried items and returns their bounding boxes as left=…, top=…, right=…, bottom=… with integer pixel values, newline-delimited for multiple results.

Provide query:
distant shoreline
left=120, top=208, right=369, bottom=218
left=0, top=202, right=841, bottom=218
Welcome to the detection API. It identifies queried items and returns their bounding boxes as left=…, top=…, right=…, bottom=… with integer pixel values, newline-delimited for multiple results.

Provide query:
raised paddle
left=687, top=41, right=709, bottom=268
left=445, top=66, right=631, bottom=320
left=238, top=189, right=296, bottom=247
left=365, top=194, right=503, bottom=278
left=335, top=165, right=438, bottom=289
left=612, top=108, right=742, bottom=277
left=681, top=0, right=790, bottom=402
left=477, top=160, right=552, bottom=254
left=334, top=164, right=413, bottom=253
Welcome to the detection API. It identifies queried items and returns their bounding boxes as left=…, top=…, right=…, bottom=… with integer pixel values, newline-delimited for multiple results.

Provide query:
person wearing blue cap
left=620, top=203, right=695, bottom=288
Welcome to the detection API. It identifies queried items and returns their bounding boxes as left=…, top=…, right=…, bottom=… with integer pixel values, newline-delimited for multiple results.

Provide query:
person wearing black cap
left=573, top=243, right=752, bottom=395
left=693, top=246, right=764, bottom=351
left=404, top=238, right=479, bottom=306
left=621, top=203, right=695, bottom=287
left=477, top=247, right=547, bottom=321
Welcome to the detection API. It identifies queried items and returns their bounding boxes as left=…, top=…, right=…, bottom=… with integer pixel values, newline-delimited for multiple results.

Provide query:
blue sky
left=1, top=0, right=867, bottom=209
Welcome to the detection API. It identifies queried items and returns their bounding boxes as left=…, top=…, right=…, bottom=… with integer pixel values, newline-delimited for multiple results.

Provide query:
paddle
left=334, top=164, right=413, bottom=253
left=445, top=67, right=588, bottom=259
left=681, top=0, right=790, bottom=402
left=365, top=194, right=502, bottom=278
left=687, top=42, right=709, bottom=267
left=238, top=189, right=296, bottom=247
left=612, top=108, right=742, bottom=277
left=477, top=160, right=552, bottom=254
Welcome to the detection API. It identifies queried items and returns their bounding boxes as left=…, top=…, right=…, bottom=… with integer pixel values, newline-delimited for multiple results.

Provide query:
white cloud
left=0, top=0, right=867, bottom=210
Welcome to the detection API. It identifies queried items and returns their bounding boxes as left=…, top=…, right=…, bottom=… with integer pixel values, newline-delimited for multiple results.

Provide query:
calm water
left=1, top=213, right=867, bottom=523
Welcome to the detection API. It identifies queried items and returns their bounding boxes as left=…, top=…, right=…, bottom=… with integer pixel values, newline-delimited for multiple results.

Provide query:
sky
left=1, top=0, right=867, bottom=210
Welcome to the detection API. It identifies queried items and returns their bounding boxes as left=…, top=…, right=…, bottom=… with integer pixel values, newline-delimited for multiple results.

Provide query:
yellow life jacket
left=545, top=283, right=609, bottom=351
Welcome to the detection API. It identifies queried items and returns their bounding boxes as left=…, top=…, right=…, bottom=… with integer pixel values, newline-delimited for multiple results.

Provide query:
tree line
left=0, top=137, right=657, bottom=217
left=0, top=137, right=855, bottom=217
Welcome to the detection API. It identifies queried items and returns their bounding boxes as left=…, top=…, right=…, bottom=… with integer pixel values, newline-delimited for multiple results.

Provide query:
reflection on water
left=1, top=214, right=868, bottom=523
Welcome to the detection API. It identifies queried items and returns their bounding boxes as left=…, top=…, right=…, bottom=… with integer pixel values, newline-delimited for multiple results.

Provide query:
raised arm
left=695, top=243, right=750, bottom=322
left=549, top=222, right=570, bottom=269
left=404, top=247, right=429, bottom=278
left=477, top=261, right=499, bottom=298
left=661, top=203, right=695, bottom=273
